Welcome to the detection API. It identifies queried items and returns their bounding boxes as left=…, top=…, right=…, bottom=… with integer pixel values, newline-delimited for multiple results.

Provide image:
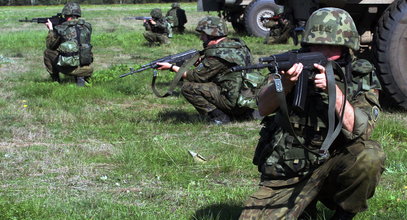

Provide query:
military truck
left=198, top=0, right=407, bottom=109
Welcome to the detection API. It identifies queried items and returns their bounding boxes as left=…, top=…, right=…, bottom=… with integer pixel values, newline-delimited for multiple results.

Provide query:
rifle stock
left=120, top=49, right=200, bottom=78
left=231, top=51, right=328, bottom=111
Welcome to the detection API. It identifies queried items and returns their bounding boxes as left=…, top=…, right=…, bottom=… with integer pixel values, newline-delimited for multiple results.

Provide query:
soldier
left=44, top=2, right=93, bottom=86
left=166, top=2, right=187, bottom=34
left=264, top=7, right=293, bottom=44
left=156, top=16, right=257, bottom=125
left=143, top=8, right=170, bottom=46
left=275, top=0, right=319, bottom=45
left=239, top=8, right=385, bottom=219
left=281, top=0, right=319, bottom=30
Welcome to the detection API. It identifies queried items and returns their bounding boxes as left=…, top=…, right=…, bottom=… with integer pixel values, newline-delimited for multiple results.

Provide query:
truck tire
left=373, top=0, right=407, bottom=109
left=244, top=0, right=281, bottom=37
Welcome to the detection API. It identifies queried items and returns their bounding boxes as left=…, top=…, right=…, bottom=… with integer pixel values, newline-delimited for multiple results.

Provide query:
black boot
left=50, top=72, right=60, bottom=82
left=208, top=109, right=230, bottom=125
left=330, top=207, right=356, bottom=220
left=76, top=76, right=86, bottom=87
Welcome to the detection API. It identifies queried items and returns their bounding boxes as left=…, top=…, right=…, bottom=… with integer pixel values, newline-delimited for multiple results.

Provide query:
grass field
left=0, top=3, right=406, bottom=220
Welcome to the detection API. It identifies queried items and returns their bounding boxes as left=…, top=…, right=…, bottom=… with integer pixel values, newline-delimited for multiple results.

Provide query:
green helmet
left=150, top=8, right=163, bottom=19
left=302, top=7, right=360, bottom=50
left=275, top=7, right=284, bottom=15
left=196, top=16, right=228, bottom=37
left=61, top=2, right=81, bottom=17
left=171, top=2, right=180, bottom=8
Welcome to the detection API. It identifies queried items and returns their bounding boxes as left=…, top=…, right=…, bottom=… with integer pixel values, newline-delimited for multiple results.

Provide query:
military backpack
left=55, top=19, right=93, bottom=67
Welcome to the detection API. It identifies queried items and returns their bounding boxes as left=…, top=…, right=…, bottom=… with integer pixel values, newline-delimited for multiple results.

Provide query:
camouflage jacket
left=185, top=38, right=252, bottom=106
left=144, top=18, right=169, bottom=34
left=253, top=56, right=381, bottom=184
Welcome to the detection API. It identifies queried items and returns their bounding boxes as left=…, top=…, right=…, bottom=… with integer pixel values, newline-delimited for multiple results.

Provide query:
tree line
left=1, top=0, right=195, bottom=6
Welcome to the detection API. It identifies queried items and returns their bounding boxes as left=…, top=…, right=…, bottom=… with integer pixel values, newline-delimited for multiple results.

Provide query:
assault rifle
left=124, top=16, right=152, bottom=21
left=120, top=49, right=200, bottom=78
left=19, top=13, right=65, bottom=26
left=231, top=51, right=328, bottom=111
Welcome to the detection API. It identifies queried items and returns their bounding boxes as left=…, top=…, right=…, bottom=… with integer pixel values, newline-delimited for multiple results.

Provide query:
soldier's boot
left=76, top=76, right=86, bottom=87
left=50, top=72, right=60, bottom=83
left=330, top=207, right=356, bottom=220
left=208, top=109, right=230, bottom=125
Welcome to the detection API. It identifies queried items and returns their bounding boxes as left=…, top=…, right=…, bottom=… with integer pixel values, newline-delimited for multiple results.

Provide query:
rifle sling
left=75, top=25, right=82, bottom=66
left=151, top=52, right=201, bottom=98
left=319, top=62, right=346, bottom=156
left=274, top=75, right=319, bottom=156
left=276, top=61, right=344, bottom=159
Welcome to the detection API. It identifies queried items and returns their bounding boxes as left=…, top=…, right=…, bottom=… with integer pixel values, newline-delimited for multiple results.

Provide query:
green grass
left=0, top=3, right=406, bottom=220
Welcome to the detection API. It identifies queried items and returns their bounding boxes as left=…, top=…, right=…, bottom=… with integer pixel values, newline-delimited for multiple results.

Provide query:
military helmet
left=275, top=7, right=284, bottom=15
left=61, top=2, right=81, bottom=17
left=302, top=7, right=360, bottom=50
left=150, top=8, right=163, bottom=19
left=171, top=2, right=180, bottom=8
left=196, top=16, right=228, bottom=37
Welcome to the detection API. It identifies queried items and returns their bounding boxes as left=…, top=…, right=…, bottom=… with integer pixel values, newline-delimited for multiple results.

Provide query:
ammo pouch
left=254, top=121, right=322, bottom=182
left=237, top=71, right=266, bottom=109
left=79, top=43, right=93, bottom=66
left=57, top=40, right=80, bottom=67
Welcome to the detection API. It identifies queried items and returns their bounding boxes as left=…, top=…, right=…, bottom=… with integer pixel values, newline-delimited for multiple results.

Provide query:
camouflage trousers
left=44, top=49, right=93, bottom=80
left=239, top=140, right=386, bottom=220
left=181, top=81, right=250, bottom=117
left=143, top=31, right=169, bottom=45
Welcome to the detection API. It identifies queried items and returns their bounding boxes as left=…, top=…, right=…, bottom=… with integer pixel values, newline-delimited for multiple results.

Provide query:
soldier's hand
left=45, top=19, right=53, bottom=30
left=313, top=63, right=327, bottom=91
left=156, top=62, right=171, bottom=70
left=149, top=20, right=156, bottom=25
left=282, top=63, right=303, bottom=82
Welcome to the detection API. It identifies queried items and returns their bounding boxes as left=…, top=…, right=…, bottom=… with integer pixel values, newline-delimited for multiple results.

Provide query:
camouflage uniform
left=143, top=8, right=170, bottom=46
left=44, top=2, right=93, bottom=83
left=166, top=2, right=187, bottom=34
left=240, top=8, right=385, bottom=219
left=182, top=16, right=253, bottom=120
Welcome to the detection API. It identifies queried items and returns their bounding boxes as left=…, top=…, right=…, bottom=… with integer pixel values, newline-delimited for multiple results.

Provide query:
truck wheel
left=373, top=0, right=407, bottom=109
left=244, top=0, right=281, bottom=37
